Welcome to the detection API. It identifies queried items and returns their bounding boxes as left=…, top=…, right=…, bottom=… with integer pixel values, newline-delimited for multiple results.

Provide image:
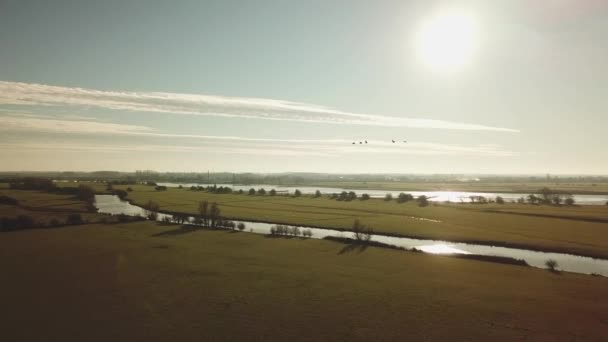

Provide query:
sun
left=414, top=11, right=479, bottom=72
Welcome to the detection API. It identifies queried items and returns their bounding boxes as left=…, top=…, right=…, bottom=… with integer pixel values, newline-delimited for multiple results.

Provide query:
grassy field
left=110, top=184, right=608, bottom=259
left=0, top=188, right=101, bottom=225
left=289, top=180, right=608, bottom=194
left=1, top=220, right=607, bottom=341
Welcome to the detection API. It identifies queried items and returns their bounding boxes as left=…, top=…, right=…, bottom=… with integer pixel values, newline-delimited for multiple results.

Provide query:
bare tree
left=144, top=200, right=160, bottom=221
left=198, top=200, right=209, bottom=226
left=209, top=202, right=221, bottom=228
left=352, top=219, right=373, bottom=243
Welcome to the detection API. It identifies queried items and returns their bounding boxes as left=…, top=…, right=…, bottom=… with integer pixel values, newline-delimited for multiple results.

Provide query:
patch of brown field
left=1, top=221, right=607, bottom=341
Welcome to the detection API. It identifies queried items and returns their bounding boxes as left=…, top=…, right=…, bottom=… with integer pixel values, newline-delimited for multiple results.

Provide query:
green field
left=0, top=188, right=101, bottom=225
left=1, top=220, right=607, bottom=341
left=111, top=184, right=608, bottom=259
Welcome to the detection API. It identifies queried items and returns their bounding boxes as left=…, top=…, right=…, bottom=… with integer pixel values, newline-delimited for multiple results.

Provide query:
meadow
left=1, top=219, right=607, bottom=341
left=107, top=184, right=608, bottom=259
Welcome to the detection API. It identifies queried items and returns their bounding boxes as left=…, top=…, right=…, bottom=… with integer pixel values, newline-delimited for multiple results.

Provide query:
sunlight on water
left=416, top=244, right=471, bottom=254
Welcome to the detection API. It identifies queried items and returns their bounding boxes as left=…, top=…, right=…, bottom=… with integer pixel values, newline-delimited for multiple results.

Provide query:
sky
left=1, top=0, right=607, bottom=174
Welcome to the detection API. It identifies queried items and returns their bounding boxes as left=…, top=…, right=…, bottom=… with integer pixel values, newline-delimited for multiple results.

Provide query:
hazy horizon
left=1, top=0, right=607, bottom=173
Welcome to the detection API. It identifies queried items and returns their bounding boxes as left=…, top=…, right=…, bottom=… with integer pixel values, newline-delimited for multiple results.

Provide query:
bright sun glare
left=414, top=10, right=479, bottom=72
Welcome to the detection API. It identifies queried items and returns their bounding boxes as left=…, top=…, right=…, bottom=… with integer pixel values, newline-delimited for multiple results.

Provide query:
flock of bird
left=352, top=140, right=407, bottom=145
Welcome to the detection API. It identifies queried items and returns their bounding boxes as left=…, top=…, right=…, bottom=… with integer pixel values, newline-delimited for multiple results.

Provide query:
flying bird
left=392, top=140, right=395, bottom=143
left=365, top=140, right=368, bottom=144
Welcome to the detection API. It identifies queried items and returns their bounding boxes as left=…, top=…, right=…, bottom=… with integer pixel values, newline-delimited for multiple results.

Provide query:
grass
left=111, top=184, right=608, bottom=259
left=1, top=220, right=607, bottom=341
left=0, top=188, right=101, bottom=225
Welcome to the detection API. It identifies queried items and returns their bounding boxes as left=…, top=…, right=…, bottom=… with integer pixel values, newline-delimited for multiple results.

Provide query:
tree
left=352, top=219, right=373, bottom=243
left=269, top=189, right=277, bottom=196
left=248, top=188, right=256, bottom=195
left=209, top=202, right=221, bottom=227
left=551, top=195, right=563, bottom=205
left=397, top=193, right=414, bottom=203
left=347, top=191, right=357, bottom=201
left=384, top=193, right=393, bottom=201
left=294, top=189, right=302, bottom=197
left=126, top=187, right=133, bottom=192
left=155, top=185, right=167, bottom=191
left=237, top=222, right=246, bottom=231
left=361, top=193, right=370, bottom=200
left=527, top=194, right=539, bottom=205
left=106, top=183, right=113, bottom=191
left=198, top=200, right=209, bottom=226
left=545, top=259, right=558, bottom=272
left=257, top=188, right=266, bottom=195
left=314, top=190, right=322, bottom=198
left=495, top=196, right=505, bottom=204
left=145, top=200, right=160, bottom=220
left=565, top=197, right=575, bottom=206
left=417, top=195, right=429, bottom=207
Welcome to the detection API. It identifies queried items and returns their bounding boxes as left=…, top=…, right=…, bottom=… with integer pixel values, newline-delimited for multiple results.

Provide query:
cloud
left=0, top=115, right=152, bottom=135
left=0, top=80, right=519, bottom=132
left=0, top=115, right=515, bottom=157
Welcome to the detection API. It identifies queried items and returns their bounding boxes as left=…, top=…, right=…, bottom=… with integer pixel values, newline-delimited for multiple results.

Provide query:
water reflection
left=417, top=244, right=471, bottom=254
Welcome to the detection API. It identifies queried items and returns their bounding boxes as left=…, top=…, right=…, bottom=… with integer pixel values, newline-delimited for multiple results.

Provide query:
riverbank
left=111, top=185, right=608, bottom=260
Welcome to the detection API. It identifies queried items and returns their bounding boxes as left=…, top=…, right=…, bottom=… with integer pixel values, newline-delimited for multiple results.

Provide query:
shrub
left=565, top=197, right=575, bottom=206
left=361, top=193, right=370, bottom=200
left=237, top=222, right=246, bottom=231
left=126, top=187, right=133, bottom=192
left=9, top=177, right=55, bottom=191
left=155, top=185, right=167, bottom=191
left=397, top=193, right=414, bottom=203
left=545, top=259, right=558, bottom=272
left=0, top=195, right=18, bottom=205
left=314, top=190, right=322, bottom=198
left=114, top=189, right=128, bottom=200
left=76, top=184, right=95, bottom=202
left=66, top=213, right=84, bottom=225
left=257, top=188, right=266, bottom=195
left=495, top=196, right=505, bottom=204
left=269, top=189, right=277, bottom=196
left=384, top=193, right=393, bottom=201
left=17, top=215, right=35, bottom=229
left=294, top=189, right=302, bottom=197
left=248, top=188, right=256, bottom=195
left=417, top=195, right=429, bottom=207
